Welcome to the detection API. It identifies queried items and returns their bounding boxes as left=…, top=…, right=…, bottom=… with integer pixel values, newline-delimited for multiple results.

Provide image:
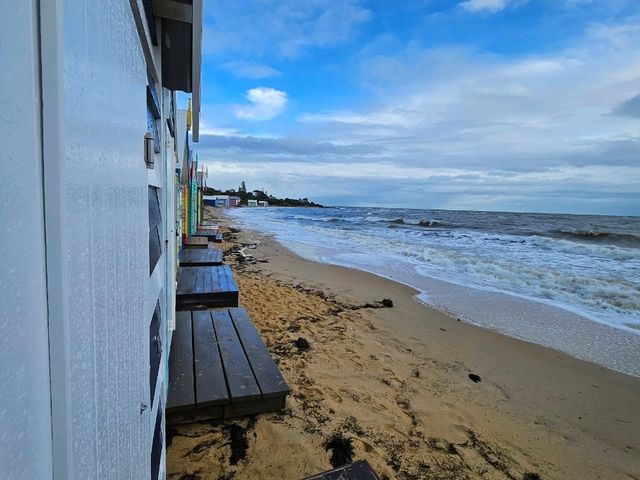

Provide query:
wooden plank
left=226, top=266, right=238, bottom=293
left=179, top=248, right=223, bottom=267
left=211, top=309, right=261, bottom=402
left=194, top=267, right=205, bottom=293
left=215, top=265, right=225, bottom=293
left=176, top=267, right=197, bottom=295
left=203, top=264, right=213, bottom=293
left=223, top=396, right=286, bottom=419
left=185, top=236, right=208, bottom=249
left=213, top=232, right=223, bottom=243
left=176, top=267, right=238, bottom=310
left=167, top=311, right=195, bottom=412
left=192, top=311, right=229, bottom=407
left=303, top=461, right=380, bottom=480
left=194, top=230, right=220, bottom=239
left=230, top=308, right=290, bottom=399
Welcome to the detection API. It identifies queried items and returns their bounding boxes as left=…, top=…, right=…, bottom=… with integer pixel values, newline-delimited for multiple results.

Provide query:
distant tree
left=238, top=181, right=247, bottom=194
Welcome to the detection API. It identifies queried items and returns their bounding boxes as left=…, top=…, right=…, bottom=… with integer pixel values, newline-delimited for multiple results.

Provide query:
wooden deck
left=212, top=232, right=223, bottom=243
left=176, top=265, right=238, bottom=310
left=193, top=229, right=223, bottom=241
left=184, top=236, right=208, bottom=249
left=179, top=248, right=223, bottom=267
left=303, top=461, right=380, bottom=480
left=167, top=308, right=290, bottom=423
left=198, top=224, right=218, bottom=230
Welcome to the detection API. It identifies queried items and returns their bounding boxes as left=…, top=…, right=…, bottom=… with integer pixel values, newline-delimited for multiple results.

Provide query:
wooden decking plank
left=176, top=267, right=196, bottom=295
left=167, top=311, right=195, bottom=412
left=194, top=230, right=219, bottom=239
left=226, top=267, right=238, bottom=293
left=218, top=266, right=228, bottom=293
left=203, top=265, right=213, bottom=293
left=192, top=311, right=229, bottom=407
left=194, top=267, right=203, bottom=294
left=211, top=265, right=221, bottom=293
left=303, top=461, right=380, bottom=480
left=179, top=248, right=223, bottom=267
left=211, top=309, right=261, bottom=402
left=185, top=236, right=208, bottom=248
left=230, top=308, right=290, bottom=399
left=176, top=266, right=238, bottom=310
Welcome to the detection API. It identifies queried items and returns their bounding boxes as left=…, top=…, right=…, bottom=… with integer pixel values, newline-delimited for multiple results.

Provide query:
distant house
left=258, top=201, right=269, bottom=207
left=215, top=195, right=229, bottom=207
left=247, top=199, right=258, bottom=207
left=203, top=195, right=230, bottom=207
left=228, top=196, right=241, bottom=207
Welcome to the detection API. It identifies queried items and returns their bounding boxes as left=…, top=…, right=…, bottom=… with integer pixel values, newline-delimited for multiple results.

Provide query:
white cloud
left=233, top=87, right=288, bottom=121
left=203, top=0, right=371, bottom=59
left=297, top=16, right=640, bottom=171
left=221, top=61, right=282, bottom=79
left=460, top=0, right=526, bottom=13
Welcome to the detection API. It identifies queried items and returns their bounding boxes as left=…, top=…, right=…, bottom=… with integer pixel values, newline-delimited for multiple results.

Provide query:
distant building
left=228, top=196, right=241, bottom=207
left=247, top=199, right=258, bottom=207
left=258, top=201, right=269, bottom=207
left=203, top=195, right=230, bottom=207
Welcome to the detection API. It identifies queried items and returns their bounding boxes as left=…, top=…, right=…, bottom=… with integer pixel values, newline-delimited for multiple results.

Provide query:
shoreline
left=227, top=209, right=640, bottom=379
left=167, top=209, right=640, bottom=480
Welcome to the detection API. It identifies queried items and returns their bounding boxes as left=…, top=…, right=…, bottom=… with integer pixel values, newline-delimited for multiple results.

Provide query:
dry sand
left=167, top=209, right=640, bottom=480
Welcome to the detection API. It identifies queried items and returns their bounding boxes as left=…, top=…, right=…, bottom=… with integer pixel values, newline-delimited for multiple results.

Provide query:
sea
left=228, top=207, right=640, bottom=377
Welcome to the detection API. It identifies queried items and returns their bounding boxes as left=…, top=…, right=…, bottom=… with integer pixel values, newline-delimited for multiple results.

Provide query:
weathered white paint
left=0, top=1, right=54, bottom=478
left=40, top=1, right=151, bottom=478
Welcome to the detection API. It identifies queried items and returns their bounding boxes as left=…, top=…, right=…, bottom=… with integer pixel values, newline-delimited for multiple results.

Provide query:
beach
left=167, top=209, right=640, bottom=480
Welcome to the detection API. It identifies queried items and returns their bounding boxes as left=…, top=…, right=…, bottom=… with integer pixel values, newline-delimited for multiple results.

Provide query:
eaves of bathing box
left=1, top=1, right=204, bottom=478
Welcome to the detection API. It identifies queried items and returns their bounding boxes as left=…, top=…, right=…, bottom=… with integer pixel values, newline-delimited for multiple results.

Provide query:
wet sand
left=167, top=209, right=640, bottom=480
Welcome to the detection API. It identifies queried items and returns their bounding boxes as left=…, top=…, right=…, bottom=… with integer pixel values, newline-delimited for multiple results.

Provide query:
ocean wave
left=552, top=229, right=640, bottom=248
left=382, top=217, right=456, bottom=228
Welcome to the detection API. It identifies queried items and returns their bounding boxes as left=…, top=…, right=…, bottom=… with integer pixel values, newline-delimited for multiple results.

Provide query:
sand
left=167, top=208, right=640, bottom=480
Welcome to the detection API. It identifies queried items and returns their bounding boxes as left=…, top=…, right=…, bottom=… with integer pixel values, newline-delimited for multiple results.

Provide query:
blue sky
left=194, top=0, right=640, bottom=214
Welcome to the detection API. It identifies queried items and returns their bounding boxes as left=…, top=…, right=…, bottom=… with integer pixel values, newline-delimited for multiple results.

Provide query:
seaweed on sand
left=324, top=433, right=355, bottom=468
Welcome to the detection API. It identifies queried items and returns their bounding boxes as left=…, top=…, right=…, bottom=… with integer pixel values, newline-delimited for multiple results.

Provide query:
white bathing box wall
left=0, top=1, right=53, bottom=478
left=40, top=0, right=151, bottom=478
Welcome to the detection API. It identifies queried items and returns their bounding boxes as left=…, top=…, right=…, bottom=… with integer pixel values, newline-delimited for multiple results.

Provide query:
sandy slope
left=167, top=209, right=640, bottom=480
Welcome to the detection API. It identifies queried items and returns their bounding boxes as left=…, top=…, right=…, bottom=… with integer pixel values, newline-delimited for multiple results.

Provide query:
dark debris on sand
left=468, top=373, right=482, bottom=383
left=324, top=433, right=355, bottom=468
left=293, top=337, right=311, bottom=352
left=226, top=417, right=257, bottom=465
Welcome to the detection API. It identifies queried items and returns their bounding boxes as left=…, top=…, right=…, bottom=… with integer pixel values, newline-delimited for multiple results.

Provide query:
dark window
left=148, top=186, right=162, bottom=274
left=147, top=74, right=161, bottom=153
left=149, top=301, right=162, bottom=406
left=151, top=403, right=163, bottom=480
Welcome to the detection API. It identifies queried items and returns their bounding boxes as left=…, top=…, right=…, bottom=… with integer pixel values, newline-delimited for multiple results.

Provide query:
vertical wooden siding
left=40, top=0, right=150, bottom=478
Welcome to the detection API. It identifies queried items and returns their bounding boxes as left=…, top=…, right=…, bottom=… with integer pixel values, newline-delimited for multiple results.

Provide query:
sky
left=193, top=0, right=640, bottom=215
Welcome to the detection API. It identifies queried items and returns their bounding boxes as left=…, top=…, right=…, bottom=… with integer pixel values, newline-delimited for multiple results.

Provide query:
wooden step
left=193, top=229, right=219, bottom=240
left=176, top=265, right=238, bottom=310
left=303, top=461, right=380, bottom=480
left=179, top=248, right=223, bottom=267
left=184, top=236, right=208, bottom=249
left=167, top=308, right=290, bottom=424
